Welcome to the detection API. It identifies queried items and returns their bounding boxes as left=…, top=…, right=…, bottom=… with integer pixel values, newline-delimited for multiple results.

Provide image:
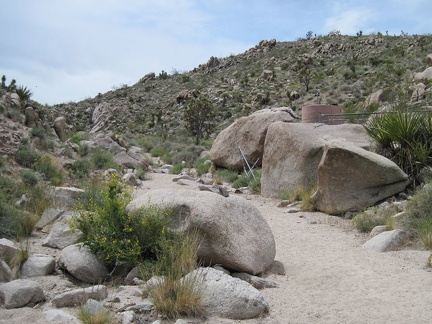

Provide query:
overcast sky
left=1, top=0, right=431, bottom=105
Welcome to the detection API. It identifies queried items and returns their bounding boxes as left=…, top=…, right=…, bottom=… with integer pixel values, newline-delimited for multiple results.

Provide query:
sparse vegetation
left=280, top=184, right=316, bottom=211
left=402, top=182, right=432, bottom=248
left=76, top=305, right=116, bottom=324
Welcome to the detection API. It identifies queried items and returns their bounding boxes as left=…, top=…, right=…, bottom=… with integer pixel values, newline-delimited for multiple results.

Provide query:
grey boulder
left=58, top=244, right=108, bottom=284
left=0, top=279, right=45, bottom=309
left=128, top=189, right=275, bottom=275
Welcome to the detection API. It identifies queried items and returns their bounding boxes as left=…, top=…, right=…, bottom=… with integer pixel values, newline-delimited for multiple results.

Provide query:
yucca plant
left=15, top=85, right=33, bottom=109
left=364, top=107, right=432, bottom=186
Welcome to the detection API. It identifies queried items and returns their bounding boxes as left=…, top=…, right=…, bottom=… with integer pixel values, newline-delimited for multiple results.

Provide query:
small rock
left=21, top=254, right=55, bottom=278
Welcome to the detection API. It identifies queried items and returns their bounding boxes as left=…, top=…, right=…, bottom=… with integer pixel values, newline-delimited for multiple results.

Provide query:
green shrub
left=70, top=132, right=89, bottom=144
left=150, top=146, right=169, bottom=157
left=143, top=233, right=205, bottom=319
left=215, top=169, right=239, bottom=183
left=34, top=154, right=64, bottom=185
left=135, top=167, right=148, bottom=180
left=20, top=169, right=39, bottom=186
left=14, top=144, right=40, bottom=168
left=0, top=201, right=38, bottom=239
left=76, top=306, right=115, bottom=324
left=75, top=158, right=93, bottom=179
left=403, top=183, right=432, bottom=248
left=30, top=127, right=47, bottom=140
left=352, top=210, right=385, bottom=233
left=232, top=174, right=250, bottom=188
left=169, top=162, right=183, bottom=174
left=162, top=153, right=172, bottom=164
left=71, top=173, right=176, bottom=268
left=279, top=184, right=316, bottom=211
left=91, top=149, right=116, bottom=170
left=194, top=157, right=211, bottom=176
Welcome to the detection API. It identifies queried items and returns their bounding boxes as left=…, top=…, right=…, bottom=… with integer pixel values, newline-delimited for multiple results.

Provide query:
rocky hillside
left=47, top=32, right=432, bottom=139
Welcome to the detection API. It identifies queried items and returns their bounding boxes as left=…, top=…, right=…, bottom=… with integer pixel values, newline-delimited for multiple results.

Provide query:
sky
left=1, top=0, right=431, bottom=105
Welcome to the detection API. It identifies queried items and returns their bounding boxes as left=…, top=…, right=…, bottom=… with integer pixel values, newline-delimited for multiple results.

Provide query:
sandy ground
left=139, top=173, right=432, bottom=324
left=1, top=172, right=432, bottom=324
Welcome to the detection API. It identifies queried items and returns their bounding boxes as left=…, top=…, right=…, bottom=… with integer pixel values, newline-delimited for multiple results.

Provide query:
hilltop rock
left=53, top=116, right=67, bottom=141
left=210, top=107, right=298, bottom=170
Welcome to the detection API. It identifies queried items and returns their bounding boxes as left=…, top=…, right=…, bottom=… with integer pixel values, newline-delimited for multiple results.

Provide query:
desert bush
left=143, top=233, right=205, bottom=319
left=76, top=306, right=115, bottom=324
left=280, top=184, right=316, bottom=211
left=352, top=208, right=390, bottom=233
left=169, top=162, right=183, bottom=174
left=135, top=166, right=148, bottom=180
left=30, top=127, right=46, bottom=140
left=364, top=108, right=432, bottom=186
left=71, top=173, right=176, bottom=268
left=215, top=168, right=239, bottom=183
left=10, top=242, right=30, bottom=278
left=194, top=157, right=211, bottom=176
left=69, top=132, right=89, bottom=144
left=14, top=143, right=40, bottom=168
left=75, top=158, right=93, bottom=179
left=134, top=135, right=162, bottom=152
left=402, top=182, right=432, bottom=248
left=20, top=169, right=39, bottom=186
left=232, top=169, right=262, bottom=193
left=34, top=154, right=64, bottom=185
left=150, top=146, right=169, bottom=158
left=91, top=148, right=116, bottom=170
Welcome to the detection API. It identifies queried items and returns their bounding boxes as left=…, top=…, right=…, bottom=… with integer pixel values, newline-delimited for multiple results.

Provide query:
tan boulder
left=261, top=122, right=370, bottom=198
left=311, top=140, right=409, bottom=215
left=209, top=107, right=298, bottom=170
left=128, top=189, right=276, bottom=275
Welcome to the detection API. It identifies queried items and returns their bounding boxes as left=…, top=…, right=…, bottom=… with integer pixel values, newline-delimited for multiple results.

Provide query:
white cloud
left=324, top=2, right=376, bottom=35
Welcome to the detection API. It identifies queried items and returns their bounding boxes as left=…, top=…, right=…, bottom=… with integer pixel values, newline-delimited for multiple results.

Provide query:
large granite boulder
left=209, top=107, right=298, bottom=170
left=128, top=189, right=275, bottom=275
left=58, top=244, right=109, bottom=284
left=261, top=122, right=370, bottom=198
left=311, top=140, right=409, bottom=214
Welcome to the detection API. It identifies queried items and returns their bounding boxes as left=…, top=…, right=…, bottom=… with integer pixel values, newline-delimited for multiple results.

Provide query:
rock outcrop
left=209, top=107, right=298, bottom=170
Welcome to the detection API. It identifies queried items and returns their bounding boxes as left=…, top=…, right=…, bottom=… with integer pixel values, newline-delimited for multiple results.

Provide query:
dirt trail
left=141, top=173, right=432, bottom=324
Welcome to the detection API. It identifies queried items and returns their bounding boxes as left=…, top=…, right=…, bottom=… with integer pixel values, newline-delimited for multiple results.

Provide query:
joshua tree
left=183, top=96, right=215, bottom=145
left=1, top=75, right=6, bottom=89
